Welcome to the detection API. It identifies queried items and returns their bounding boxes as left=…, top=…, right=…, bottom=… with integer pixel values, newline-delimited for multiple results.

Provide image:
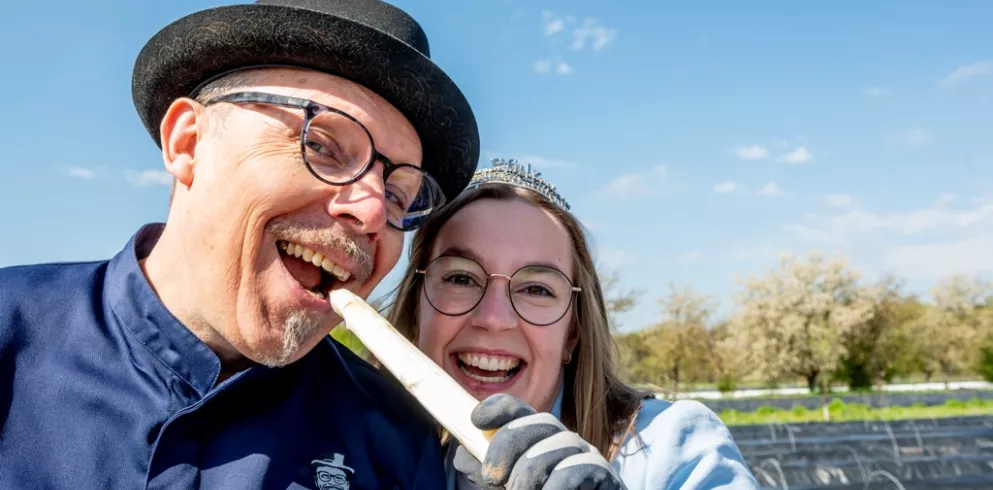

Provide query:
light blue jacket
left=445, top=388, right=758, bottom=489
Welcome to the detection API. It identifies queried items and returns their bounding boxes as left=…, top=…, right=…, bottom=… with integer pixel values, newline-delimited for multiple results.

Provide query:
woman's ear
left=563, top=325, right=579, bottom=364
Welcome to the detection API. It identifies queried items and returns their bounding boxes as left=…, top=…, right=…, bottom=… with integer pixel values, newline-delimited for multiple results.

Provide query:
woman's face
left=416, top=198, right=577, bottom=413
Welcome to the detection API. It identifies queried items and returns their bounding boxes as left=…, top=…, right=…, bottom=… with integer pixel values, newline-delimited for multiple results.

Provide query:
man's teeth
left=279, top=241, right=352, bottom=282
left=457, top=353, right=521, bottom=371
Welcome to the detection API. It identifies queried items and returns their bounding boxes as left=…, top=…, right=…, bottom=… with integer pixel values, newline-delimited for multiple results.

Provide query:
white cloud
left=864, top=87, right=890, bottom=98
left=758, top=182, right=783, bottom=197
left=571, top=18, right=617, bottom=51
left=900, top=128, right=933, bottom=146
left=65, top=166, right=95, bottom=179
left=541, top=10, right=565, bottom=36
left=784, top=193, right=993, bottom=282
left=534, top=11, right=616, bottom=78
left=127, top=170, right=172, bottom=187
left=822, top=194, right=853, bottom=207
left=781, top=146, right=813, bottom=164
left=733, top=145, right=769, bottom=160
left=533, top=59, right=552, bottom=73
left=533, top=57, right=572, bottom=75
left=942, top=60, right=993, bottom=87
left=934, top=193, right=959, bottom=206
left=598, top=174, right=643, bottom=197
left=887, top=128, right=934, bottom=147
left=786, top=194, right=993, bottom=243
left=596, top=165, right=667, bottom=198
left=714, top=181, right=742, bottom=194
left=883, top=234, right=993, bottom=280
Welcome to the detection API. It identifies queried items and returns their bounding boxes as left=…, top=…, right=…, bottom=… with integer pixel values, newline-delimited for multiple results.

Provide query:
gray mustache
left=268, top=220, right=374, bottom=283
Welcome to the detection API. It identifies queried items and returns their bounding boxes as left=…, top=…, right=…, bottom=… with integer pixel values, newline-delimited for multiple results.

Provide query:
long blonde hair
left=386, top=183, right=647, bottom=458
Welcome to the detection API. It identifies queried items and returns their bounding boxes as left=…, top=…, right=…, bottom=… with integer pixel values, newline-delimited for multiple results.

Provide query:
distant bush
left=967, top=398, right=986, bottom=408
left=945, top=399, right=966, bottom=409
left=756, top=405, right=779, bottom=416
left=844, top=402, right=873, bottom=419
left=791, top=405, right=807, bottom=417
left=828, top=398, right=847, bottom=413
left=716, top=377, right=737, bottom=394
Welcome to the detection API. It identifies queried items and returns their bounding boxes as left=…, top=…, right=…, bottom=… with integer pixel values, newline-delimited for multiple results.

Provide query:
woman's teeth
left=458, top=353, right=521, bottom=371
left=457, top=353, right=522, bottom=384
left=278, top=241, right=351, bottom=282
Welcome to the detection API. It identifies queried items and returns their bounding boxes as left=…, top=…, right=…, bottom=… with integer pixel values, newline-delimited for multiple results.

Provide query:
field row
left=719, top=397, right=993, bottom=426
left=729, top=415, right=993, bottom=489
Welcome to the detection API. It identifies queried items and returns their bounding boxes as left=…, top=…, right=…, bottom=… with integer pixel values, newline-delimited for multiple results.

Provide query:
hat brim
left=132, top=3, right=479, bottom=201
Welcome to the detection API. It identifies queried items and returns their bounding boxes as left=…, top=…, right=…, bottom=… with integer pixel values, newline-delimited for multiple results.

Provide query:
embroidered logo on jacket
left=312, top=453, right=354, bottom=490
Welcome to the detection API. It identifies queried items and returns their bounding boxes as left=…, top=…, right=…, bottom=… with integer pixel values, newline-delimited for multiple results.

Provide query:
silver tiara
left=466, top=158, right=571, bottom=211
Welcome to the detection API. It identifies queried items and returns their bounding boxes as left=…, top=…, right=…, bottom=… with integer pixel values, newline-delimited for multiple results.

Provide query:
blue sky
left=1, top=1, right=992, bottom=332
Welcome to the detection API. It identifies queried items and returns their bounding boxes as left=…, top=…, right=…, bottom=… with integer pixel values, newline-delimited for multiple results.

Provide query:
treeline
left=608, top=252, right=993, bottom=395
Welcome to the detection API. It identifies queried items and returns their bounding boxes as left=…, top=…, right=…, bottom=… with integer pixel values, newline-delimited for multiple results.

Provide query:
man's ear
left=159, top=97, right=202, bottom=189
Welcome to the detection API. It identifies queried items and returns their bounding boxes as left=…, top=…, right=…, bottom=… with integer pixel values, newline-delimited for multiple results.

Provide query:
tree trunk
left=672, top=364, right=680, bottom=396
left=806, top=371, right=820, bottom=393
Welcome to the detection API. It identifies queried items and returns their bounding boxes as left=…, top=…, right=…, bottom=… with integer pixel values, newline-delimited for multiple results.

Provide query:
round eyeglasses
left=203, top=91, right=446, bottom=231
left=415, top=255, right=581, bottom=326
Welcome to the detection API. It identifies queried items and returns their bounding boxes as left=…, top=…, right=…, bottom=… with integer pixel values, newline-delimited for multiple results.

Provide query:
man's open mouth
left=454, top=352, right=525, bottom=384
left=278, top=240, right=352, bottom=299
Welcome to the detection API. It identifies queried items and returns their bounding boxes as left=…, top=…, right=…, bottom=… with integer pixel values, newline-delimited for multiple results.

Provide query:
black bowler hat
left=131, top=0, right=480, bottom=200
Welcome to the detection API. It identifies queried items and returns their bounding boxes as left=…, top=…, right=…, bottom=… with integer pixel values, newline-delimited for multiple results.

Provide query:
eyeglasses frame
left=201, top=91, right=446, bottom=231
left=414, top=255, right=582, bottom=326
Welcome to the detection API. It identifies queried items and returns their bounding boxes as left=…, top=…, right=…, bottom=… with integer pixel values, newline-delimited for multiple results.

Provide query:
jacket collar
left=104, top=223, right=222, bottom=398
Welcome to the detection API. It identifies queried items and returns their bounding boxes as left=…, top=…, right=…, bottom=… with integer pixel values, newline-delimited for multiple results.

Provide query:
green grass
left=642, top=374, right=985, bottom=395
left=719, top=398, right=993, bottom=426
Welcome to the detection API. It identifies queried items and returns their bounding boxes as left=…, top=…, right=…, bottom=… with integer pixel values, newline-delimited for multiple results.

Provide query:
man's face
left=163, top=68, right=421, bottom=367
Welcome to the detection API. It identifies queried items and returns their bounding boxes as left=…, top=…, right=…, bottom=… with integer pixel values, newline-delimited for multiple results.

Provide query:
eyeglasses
left=415, top=256, right=581, bottom=326
left=202, top=91, right=446, bottom=231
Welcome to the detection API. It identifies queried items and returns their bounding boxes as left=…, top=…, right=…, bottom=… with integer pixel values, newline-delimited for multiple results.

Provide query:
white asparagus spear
left=328, top=288, right=492, bottom=462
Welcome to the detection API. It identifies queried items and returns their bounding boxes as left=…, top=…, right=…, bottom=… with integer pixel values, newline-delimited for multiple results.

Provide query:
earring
left=563, top=351, right=573, bottom=364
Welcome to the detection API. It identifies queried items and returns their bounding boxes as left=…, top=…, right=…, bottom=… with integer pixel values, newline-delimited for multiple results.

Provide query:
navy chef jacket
left=0, top=224, right=447, bottom=489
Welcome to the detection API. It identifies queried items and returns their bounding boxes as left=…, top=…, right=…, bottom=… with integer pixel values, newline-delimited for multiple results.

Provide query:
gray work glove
left=453, top=394, right=627, bottom=490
